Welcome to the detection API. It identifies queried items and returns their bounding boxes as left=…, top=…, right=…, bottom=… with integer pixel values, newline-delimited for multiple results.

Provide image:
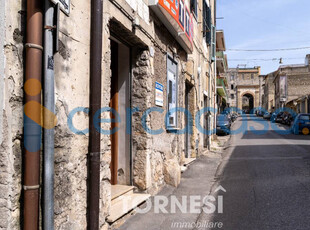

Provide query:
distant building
left=227, top=66, right=262, bottom=113
left=262, top=71, right=276, bottom=112
left=274, top=61, right=310, bottom=110
left=226, top=68, right=238, bottom=108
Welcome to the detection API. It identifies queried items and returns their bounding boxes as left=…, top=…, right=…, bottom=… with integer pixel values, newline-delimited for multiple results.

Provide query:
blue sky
left=217, top=0, right=310, bottom=74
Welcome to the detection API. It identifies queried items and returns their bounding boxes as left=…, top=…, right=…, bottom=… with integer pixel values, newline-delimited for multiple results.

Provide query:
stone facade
left=226, top=69, right=238, bottom=108
left=262, top=72, right=276, bottom=112
left=228, top=67, right=262, bottom=111
left=274, top=63, right=310, bottom=110
left=0, top=0, right=217, bottom=229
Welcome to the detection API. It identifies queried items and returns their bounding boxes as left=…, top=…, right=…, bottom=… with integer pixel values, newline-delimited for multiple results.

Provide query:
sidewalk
left=115, top=140, right=228, bottom=230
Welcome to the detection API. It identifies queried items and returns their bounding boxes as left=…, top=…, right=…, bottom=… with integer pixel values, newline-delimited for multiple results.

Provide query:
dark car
left=275, top=112, right=284, bottom=123
left=216, top=114, right=231, bottom=135
left=231, top=113, right=238, bottom=122
left=258, top=110, right=265, bottom=117
left=271, top=112, right=278, bottom=122
left=282, top=113, right=296, bottom=126
left=263, top=112, right=271, bottom=120
left=291, top=114, right=310, bottom=135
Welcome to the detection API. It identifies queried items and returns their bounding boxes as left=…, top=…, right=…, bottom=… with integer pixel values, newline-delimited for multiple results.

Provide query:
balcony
left=216, top=51, right=227, bottom=73
left=217, top=78, right=227, bottom=98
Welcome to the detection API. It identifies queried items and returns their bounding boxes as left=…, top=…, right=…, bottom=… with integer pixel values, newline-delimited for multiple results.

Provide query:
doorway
left=110, top=39, right=131, bottom=185
left=203, top=95, right=209, bottom=149
left=185, top=83, right=193, bottom=158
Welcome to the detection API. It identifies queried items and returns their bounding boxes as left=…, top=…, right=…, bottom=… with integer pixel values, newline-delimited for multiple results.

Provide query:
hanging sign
left=155, top=82, right=164, bottom=107
left=50, top=0, right=70, bottom=15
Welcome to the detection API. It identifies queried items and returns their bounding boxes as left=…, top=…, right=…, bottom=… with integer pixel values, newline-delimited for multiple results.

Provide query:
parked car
left=275, top=112, right=284, bottom=123
left=291, top=114, right=310, bottom=135
left=258, top=110, right=265, bottom=117
left=263, top=112, right=272, bottom=120
left=216, top=114, right=231, bottom=135
left=271, top=112, right=277, bottom=122
left=282, top=113, right=295, bottom=126
left=231, top=113, right=238, bottom=122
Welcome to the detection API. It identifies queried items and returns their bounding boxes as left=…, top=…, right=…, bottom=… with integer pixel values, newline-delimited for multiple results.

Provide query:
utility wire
left=228, top=47, right=310, bottom=52
left=229, top=57, right=303, bottom=61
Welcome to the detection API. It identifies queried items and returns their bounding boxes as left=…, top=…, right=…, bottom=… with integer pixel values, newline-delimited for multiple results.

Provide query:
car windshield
left=299, top=115, right=310, bottom=120
left=217, top=115, right=229, bottom=122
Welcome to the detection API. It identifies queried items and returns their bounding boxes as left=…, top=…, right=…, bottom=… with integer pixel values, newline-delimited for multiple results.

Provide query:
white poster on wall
left=155, top=82, right=164, bottom=107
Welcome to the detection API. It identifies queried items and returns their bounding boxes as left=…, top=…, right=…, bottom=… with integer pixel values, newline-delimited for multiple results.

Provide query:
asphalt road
left=198, top=114, right=310, bottom=230
left=118, top=115, right=310, bottom=230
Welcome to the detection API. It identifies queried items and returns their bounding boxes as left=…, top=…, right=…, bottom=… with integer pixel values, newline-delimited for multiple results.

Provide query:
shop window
left=167, top=56, right=178, bottom=128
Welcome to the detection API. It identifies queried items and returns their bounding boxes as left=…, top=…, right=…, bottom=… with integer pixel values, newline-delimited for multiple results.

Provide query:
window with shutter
left=203, top=1, right=212, bottom=45
left=190, top=0, right=197, bottom=18
left=211, top=24, right=216, bottom=62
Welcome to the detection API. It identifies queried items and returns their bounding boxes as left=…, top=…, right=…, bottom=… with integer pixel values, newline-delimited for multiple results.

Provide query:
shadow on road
left=201, top=115, right=310, bottom=230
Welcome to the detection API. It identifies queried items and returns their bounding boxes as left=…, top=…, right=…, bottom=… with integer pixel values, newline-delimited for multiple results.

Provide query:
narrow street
left=119, top=115, right=310, bottom=230
left=199, top=114, right=310, bottom=230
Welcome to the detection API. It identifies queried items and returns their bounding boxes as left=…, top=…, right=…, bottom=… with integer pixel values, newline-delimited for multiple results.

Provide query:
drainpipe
left=23, top=0, right=43, bottom=229
left=43, top=0, right=56, bottom=229
left=88, top=0, right=103, bottom=229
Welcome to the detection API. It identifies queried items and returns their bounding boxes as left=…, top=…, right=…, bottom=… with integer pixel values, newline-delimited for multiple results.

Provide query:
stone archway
left=241, top=92, right=255, bottom=114
left=242, top=94, right=254, bottom=114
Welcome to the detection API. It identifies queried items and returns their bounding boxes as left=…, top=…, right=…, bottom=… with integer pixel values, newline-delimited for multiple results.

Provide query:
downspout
left=88, top=0, right=103, bottom=229
left=43, top=0, right=56, bottom=229
left=23, top=0, right=43, bottom=229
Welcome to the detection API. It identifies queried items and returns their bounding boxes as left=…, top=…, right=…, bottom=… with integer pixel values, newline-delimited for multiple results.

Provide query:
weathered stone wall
left=274, top=66, right=310, bottom=109
left=0, top=0, right=217, bottom=228
left=53, top=1, right=91, bottom=228
left=262, top=73, right=276, bottom=111
left=1, top=0, right=25, bottom=228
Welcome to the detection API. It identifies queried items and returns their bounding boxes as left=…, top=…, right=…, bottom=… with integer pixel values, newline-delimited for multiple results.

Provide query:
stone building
left=227, top=66, right=262, bottom=113
left=0, top=0, right=217, bottom=229
left=262, top=71, right=276, bottom=112
left=226, top=68, right=238, bottom=108
left=274, top=57, right=310, bottom=111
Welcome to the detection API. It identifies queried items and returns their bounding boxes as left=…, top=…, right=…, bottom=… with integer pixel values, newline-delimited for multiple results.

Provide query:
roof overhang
left=216, top=30, right=226, bottom=51
left=149, top=0, right=193, bottom=54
